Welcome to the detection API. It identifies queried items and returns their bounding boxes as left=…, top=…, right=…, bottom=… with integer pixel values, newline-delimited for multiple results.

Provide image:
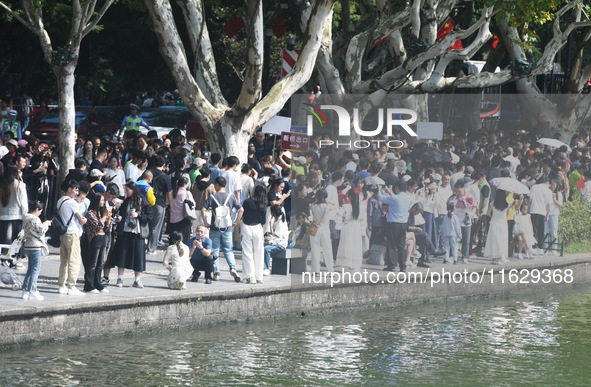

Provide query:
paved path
left=0, top=244, right=585, bottom=314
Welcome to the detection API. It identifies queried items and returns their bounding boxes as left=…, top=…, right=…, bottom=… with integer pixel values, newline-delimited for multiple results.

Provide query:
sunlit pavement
left=0, top=244, right=587, bottom=313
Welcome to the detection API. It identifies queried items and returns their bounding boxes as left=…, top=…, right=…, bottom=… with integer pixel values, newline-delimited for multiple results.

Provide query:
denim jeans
left=148, top=204, right=166, bottom=253
left=23, top=249, right=42, bottom=292
left=460, top=226, right=471, bottom=259
left=264, top=244, right=286, bottom=270
left=210, top=229, right=236, bottom=273
left=545, top=215, right=559, bottom=249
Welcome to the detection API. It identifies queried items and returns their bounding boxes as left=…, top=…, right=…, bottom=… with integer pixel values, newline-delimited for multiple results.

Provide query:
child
left=514, top=203, right=536, bottom=259
left=440, top=202, right=462, bottom=264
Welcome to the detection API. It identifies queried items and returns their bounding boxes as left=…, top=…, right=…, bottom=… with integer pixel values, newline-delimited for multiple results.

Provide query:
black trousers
left=385, top=222, right=408, bottom=270
left=531, top=214, right=546, bottom=249
left=191, top=258, right=213, bottom=280
left=82, top=234, right=107, bottom=291
left=414, top=231, right=436, bottom=258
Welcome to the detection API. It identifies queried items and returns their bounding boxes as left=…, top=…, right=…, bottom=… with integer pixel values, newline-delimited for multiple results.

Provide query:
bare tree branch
left=234, top=0, right=264, bottom=113
left=251, top=0, right=335, bottom=128
left=0, top=1, right=33, bottom=30
left=145, top=0, right=222, bottom=128
left=175, top=0, right=226, bottom=107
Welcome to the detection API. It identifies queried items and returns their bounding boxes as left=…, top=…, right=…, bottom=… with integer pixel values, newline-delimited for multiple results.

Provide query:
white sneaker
left=88, top=289, right=100, bottom=294
left=100, top=288, right=110, bottom=294
left=517, top=253, right=524, bottom=260
left=29, top=291, right=44, bottom=301
left=58, top=286, right=68, bottom=294
left=67, top=287, right=86, bottom=296
left=263, top=269, right=271, bottom=276
left=411, top=250, right=422, bottom=259
left=22, top=291, right=30, bottom=300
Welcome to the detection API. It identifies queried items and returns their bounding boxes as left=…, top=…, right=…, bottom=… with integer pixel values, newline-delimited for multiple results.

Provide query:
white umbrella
left=490, top=177, right=530, bottom=195
left=538, top=138, right=571, bottom=152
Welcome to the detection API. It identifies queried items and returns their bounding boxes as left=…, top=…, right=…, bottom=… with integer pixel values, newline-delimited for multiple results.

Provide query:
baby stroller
left=0, top=230, right=25, bottom=290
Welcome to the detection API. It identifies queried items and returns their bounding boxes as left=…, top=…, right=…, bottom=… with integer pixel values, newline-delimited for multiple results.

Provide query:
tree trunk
left=210, top=116, right=252, bottom=162
left=54, top=64, right=77, bottom=188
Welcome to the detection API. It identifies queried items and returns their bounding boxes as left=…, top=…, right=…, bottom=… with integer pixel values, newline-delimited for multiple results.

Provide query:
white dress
left=484, top=207, right=509, bottom=261
left=336, top=204, right=363, bottom=270
left=163, top=243, right=193, bottom=289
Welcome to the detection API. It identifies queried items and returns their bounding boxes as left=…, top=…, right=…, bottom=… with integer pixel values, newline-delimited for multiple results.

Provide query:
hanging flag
left=490, top=34, right=500, bottom=49
left=437, top=18, right=463, bottom=50
left=272, top=12, right=288, bottom=38
left=224, top=15, right=246, bottom=38
left=282, top=48, right=300, bottom=77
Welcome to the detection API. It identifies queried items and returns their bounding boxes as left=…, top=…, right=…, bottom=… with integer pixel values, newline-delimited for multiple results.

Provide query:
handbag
left=307, top=206, right=326, bottom=237
left=307, top=223, right=320, bottom=237
left=184, top=199, right=197, bottom=221
left=513, top=220, right=523, bottom=235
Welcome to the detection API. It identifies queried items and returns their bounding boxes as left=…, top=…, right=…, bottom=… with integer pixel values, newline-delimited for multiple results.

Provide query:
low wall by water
left=2, top=257, right=590, bottom=346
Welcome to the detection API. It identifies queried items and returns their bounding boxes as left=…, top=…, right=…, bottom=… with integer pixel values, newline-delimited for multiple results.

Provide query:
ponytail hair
left=446, top=202, right=455, bottom=218
left=170, top=230, right=184, bottom=256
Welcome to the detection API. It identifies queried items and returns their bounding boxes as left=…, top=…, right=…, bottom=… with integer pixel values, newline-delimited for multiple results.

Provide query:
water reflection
left=3, top=293, right=591, bottom=385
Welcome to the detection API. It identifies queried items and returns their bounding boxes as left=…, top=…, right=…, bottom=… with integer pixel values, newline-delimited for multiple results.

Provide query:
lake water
left=3, top=289, right=591, bottom=386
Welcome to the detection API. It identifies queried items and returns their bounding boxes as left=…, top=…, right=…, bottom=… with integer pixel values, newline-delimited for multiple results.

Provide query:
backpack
left=211, top=193, right=233, bottom=230
left=47, top=199, right=75, bottom=247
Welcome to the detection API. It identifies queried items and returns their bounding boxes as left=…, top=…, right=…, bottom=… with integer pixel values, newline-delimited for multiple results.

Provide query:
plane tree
left=318, top=0, right=591, bottom=140
left=145, top=0, right=334, bottom=159
left=0, top=0, right=115, bottom=184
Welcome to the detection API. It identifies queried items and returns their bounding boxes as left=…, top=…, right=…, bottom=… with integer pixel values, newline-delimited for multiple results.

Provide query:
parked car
left=26, top=107, right=120, bottom=144
left=137, top=105, right=196, bottom=139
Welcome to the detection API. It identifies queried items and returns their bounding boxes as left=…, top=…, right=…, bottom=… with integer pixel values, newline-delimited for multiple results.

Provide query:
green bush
left=559, top=195, right=591, bottom=245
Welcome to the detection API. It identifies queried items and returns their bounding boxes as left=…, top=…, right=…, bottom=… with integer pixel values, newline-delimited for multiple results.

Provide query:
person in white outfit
left=162, top=231, right=193, bottom=290
left=309, top=189, right=334, bottom=274
left=264, top=205, right=289, bottom=275
left=440, top=202, right=462, bottom=264
left=336, top=187, right=363, bottom=271
left=240, top=184, right=267, bottom=284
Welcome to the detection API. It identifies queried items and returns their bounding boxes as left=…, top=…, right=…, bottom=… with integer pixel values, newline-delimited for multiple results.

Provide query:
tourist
left=202, top=176, right=243, bottom=282
left=189, top=225, right=214, bottom=284
left=514, top=202, right=536, bottom=259
left=484, top=189, right=509, bottom=265
left=169, top=176, right=194, bottom=244
left=377, top=180, right=414, bottom=272
left=440, top=202, right=461, bottom=264
left=529, top=177, right=553, bottom=254
left=104, top=155, right=125, bottom=198
left=56, top=180, right=87, bottom=296
left=546, top=179, right=563, bottom=255
left=106, top=181, right=149, bottom=288
left=309, top=189, right=333, bottom=274
left=447, top=180, right=478, bottom=262
left=147, top=156, right=173, bottom=254
left=80, top=139, right=95, bottom=165
left=162, top=230, right=192, bottom=290
left=264, top=205, right=289, bottom=275
left=82, top=193, right=111, bottom=294
left=0, top=165, right=28, bottom=254
left=21, top=200, right=51, bottom=301
left=335, top=185, right=362, bottom=271
left=240, top=184, right=267, bottom=284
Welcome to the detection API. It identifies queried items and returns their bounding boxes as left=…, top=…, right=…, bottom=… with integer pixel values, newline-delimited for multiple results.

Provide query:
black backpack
left=47, top=199, right=75, bottom=247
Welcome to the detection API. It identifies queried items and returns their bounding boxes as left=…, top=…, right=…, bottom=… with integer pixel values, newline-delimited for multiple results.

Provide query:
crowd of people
left=0, top=101, right=587, bottom=300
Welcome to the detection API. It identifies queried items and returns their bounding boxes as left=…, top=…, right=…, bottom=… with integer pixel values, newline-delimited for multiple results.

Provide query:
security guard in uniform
left=118, top=103, right=150, bottom=139
left=1, top=109, right=22, bottom=142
